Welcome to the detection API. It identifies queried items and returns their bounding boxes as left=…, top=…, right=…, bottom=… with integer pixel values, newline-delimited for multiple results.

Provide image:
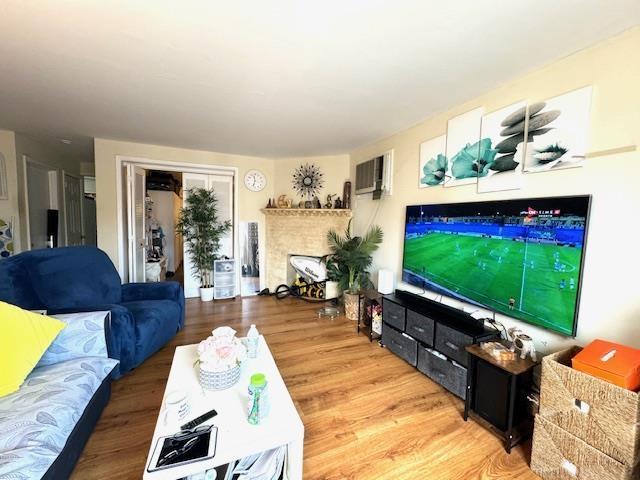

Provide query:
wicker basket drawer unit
left=531, top=415, right=639, bottom=480
left=538, top=347, right=640, bottom=468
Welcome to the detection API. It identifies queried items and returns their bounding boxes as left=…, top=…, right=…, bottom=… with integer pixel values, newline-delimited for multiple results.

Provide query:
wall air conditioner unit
left=355, top=150, right=393, bottom=199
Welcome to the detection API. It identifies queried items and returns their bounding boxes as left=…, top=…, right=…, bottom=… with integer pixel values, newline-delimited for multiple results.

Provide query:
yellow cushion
left=0, top=301, right=65, bottom=397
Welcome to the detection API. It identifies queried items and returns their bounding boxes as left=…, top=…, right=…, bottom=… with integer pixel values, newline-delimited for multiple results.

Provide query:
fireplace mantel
left=261, top=208, right=352, bottom=217
left=262, top=208, right=352, bottom=290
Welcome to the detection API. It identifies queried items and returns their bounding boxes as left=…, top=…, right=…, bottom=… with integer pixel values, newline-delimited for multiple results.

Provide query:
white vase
left=200, top=286, right=214, bottom=302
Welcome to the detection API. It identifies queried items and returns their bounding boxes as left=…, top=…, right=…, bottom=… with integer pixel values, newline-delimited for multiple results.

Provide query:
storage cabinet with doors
left=381, top=291, right=498, bottom=400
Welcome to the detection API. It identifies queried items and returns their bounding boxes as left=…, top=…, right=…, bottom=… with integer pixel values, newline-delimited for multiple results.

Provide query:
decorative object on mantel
left=277, top=195, right=292, bottom=209
left=266, top=198, right=274, bottom=208
left=176, top=188, right=231, bottom=302
left=326, top=220, right=383, bottom=321
left=334, top=197, right=342, bottom=209
left=342, top=181, right=352, bottom=209
left=195, top=326, right=247, bottom=390
left=261, top=208, right=352, bottom=217
left=292, top=163, right=324, bottom=203
left=313, top=196, right=321, bottom=209
left=324, top=194, right=335, bottom=209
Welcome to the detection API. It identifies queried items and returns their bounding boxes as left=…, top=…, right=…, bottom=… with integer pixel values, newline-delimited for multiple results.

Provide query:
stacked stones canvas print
left=419, top=135, right=447, bottom=188
left=523, top=86, right=592, bottom=172
left=477, top=101, right=527, bottom=193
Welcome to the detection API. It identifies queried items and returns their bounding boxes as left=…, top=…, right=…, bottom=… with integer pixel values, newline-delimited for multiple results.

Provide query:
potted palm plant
left=176, top=188, right=231, bottom=302
left=326, top=221, right=383, bottom=321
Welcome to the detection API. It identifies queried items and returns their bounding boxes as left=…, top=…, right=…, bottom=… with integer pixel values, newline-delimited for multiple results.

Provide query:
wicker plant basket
left=531, top=415, right=639, bottom=480
left=198, top=363, right=241, bottom=391
left=539, top=347, right=640, bottom=467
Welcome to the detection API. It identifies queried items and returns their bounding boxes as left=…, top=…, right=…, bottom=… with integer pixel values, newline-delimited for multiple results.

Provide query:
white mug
left=162, top=390, right=191, bottom=426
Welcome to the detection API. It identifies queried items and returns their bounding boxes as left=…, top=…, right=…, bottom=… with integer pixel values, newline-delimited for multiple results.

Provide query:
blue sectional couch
left=0, top=311, right=118, bottom=479
left=0, top=246, right=185, bottom=377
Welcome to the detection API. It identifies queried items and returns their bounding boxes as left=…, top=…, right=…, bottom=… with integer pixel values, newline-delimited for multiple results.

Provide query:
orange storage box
left=572, top=339, right=640, bottom=391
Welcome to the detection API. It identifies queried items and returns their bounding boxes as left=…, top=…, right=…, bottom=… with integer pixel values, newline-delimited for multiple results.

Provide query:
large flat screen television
left=402, top=195, right=591, bottom=336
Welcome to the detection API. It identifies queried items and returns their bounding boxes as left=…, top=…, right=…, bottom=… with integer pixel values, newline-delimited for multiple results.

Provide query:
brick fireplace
left=262, top=208, right=352, bottom=290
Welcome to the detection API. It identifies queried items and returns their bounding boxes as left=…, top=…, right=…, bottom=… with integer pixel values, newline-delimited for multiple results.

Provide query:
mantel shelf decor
left=261, top=208, right=352, bottom=217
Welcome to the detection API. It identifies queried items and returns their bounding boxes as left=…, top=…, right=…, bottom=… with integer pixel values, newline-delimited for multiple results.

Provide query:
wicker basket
left=531, top=415, right=639, bottom=480
left=198, top=363, right=241, bottom=390
left=539, top=347, right=640, bottom=467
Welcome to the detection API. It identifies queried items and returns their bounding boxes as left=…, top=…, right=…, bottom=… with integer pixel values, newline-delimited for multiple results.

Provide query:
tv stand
left=381, top=289, right=499, bottom=399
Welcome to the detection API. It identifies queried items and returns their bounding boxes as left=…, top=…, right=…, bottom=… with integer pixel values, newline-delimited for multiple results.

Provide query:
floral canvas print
left=477, top=101, right=527, bottom=193
left=444, top=107, right=484, bottom=187
left=419, top=135, right=447, bottom=188
left=523, top=86, right=592, bottom=172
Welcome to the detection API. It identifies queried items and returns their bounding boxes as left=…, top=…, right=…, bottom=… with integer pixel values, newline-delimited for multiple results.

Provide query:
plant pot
left=343, top=291, right=364, bottom=321
left=200, top=286, right=214, bottom=302
left=199, top=363, right=241, bottom=390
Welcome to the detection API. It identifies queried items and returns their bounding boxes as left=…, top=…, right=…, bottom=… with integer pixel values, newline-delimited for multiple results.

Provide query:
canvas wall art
left=0, top=218, right=13, bottom=258
left=444, top=107, right=484, bottom=187
left=419, top=135, right=447, bottom=188
left=477, top=101, right=527, bottom=193
left=523, top=86, right=592, bottom=172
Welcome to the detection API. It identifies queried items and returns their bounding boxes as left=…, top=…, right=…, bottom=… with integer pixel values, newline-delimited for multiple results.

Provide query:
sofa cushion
left=0, top=302, right=65, bottom=398
left=0, top=356, right=118, bottom=479
left=37, top=311, right=111, bottom=368
left=121, top=299, right=181, bottom=365
left=20, top=247, right=123, bottom=309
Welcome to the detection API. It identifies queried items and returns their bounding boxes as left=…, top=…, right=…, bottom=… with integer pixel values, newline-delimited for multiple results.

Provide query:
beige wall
left=95, top=138, right=278, bottom=278
left=0, top=130, right=19, bottom=252
left=349, top=28, right=640, bottom=350
left=273, top=154, right=350, bottom=207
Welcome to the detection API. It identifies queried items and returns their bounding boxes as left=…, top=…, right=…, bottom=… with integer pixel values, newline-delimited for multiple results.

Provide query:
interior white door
left=25, top=160, right=53, bottom=249
left=182, top=173, right=208, bottom=298
left=209, top=175, right=233, bottom=259
left=127, top=165, right=147, bottom=282
left=63, top=172, right=83, bottom=246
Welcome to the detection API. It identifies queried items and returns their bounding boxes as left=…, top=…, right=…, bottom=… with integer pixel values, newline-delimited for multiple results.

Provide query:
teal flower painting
left=418, top=134, right=447, bottom=188
left=421, top=153, right=447, bottom=186
left=450, top=138, right=497, bottom=180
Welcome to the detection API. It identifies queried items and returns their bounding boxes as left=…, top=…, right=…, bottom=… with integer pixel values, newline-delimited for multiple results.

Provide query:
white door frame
left=62, top=170, right=84, bottom=246
left=115, top=155, right=240, bottom=290
left=22, top=155, right=60, bottom=250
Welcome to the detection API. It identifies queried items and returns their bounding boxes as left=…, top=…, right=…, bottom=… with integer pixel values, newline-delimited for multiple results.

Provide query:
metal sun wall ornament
left=292, top=163, right=324, bottom=201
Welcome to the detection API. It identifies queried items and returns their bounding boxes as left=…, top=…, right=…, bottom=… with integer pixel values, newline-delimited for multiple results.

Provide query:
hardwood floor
left=71, top=296, right=540, bottom=479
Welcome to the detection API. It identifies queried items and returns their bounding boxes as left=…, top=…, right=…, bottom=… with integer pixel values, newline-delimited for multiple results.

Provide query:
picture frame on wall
left=444, top=107, right=484, bottom=188
left=418, top=135, right=447, bottom=188
left=0, top=153, right=7, bottom=200
left=477, top=100, right=527, bottom=193
left=523, top=86, right=593, bottom=173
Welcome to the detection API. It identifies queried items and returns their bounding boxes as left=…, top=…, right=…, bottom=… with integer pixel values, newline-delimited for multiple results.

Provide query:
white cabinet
left=214, top=259, right=236, bottom=299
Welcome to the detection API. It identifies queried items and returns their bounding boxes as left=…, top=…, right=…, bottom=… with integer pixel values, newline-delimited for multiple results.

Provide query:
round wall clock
left=244, top=169, right=266, bottom=192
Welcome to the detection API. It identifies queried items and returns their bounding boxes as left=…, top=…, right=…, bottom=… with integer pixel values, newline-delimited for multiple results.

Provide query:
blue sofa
left=0, top=246, right=185, bottom=377
left=0, top=310, right=118, bottom=479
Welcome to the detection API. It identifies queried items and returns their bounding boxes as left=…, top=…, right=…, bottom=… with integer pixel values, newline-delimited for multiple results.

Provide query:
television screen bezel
left=401, top=194, right=592, bottom=337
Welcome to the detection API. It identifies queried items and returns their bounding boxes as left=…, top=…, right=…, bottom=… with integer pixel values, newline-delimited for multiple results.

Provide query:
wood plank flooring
left=71, top=296, right=540, bottom=479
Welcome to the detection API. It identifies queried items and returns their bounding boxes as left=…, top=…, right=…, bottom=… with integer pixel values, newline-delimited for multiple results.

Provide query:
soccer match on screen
left=402, top=197, right=590, bottom=336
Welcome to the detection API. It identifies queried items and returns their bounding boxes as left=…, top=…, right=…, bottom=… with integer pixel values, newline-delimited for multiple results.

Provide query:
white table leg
left=287, top=432, right=304, bottom=480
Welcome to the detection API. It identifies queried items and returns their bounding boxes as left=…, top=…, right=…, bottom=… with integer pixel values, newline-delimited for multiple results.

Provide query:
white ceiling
left=0, top=1, right=638, bottom=158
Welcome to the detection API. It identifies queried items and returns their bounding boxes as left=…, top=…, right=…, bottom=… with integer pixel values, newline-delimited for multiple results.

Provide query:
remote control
left=180, top=409, right=218, bottom=431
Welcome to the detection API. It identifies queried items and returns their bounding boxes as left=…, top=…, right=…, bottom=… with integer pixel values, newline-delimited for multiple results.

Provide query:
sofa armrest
left=37, top=311, right=115, bottom=368
left=121, top=281, right=185, bottom=329
left=121, top=281, right=183, bottom=303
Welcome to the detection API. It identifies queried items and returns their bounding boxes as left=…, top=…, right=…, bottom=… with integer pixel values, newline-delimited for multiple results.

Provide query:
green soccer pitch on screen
left=402, top=195, right=591, bottom=336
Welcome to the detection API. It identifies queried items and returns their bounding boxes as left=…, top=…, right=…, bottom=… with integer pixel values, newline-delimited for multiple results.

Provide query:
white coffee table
left=143, top=336, right=304, bottom=479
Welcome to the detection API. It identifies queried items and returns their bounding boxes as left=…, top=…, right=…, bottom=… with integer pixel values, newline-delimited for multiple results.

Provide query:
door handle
left=445, top=341, right=459, bottom=351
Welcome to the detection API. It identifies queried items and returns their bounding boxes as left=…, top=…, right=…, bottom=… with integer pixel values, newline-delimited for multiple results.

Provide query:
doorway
left=240, top=221, right=260, bottom=296
left=117, top=157, right=239, bottom=299
left=24, top=156, right=58, bottom=249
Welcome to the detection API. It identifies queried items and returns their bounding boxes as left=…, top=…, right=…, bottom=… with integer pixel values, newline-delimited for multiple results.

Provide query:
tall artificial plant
left=176, top=188, right=231, bottom=288
left=326, top=221, right=383, bottom=293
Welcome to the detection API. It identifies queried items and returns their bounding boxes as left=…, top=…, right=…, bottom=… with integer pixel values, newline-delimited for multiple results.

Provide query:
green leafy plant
left=176, top=188, right=231, bottom=288
left=326, top=221, right=383, bottom=293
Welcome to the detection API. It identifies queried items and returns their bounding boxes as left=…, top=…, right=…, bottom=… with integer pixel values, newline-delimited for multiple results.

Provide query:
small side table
left=356, top=290, right=382, bottom=343
left=463, top=343, right=539, bottom=453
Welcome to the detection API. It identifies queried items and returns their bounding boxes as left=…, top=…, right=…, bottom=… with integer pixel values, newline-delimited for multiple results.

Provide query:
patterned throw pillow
left=0, top=301, right=66, bottom=397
